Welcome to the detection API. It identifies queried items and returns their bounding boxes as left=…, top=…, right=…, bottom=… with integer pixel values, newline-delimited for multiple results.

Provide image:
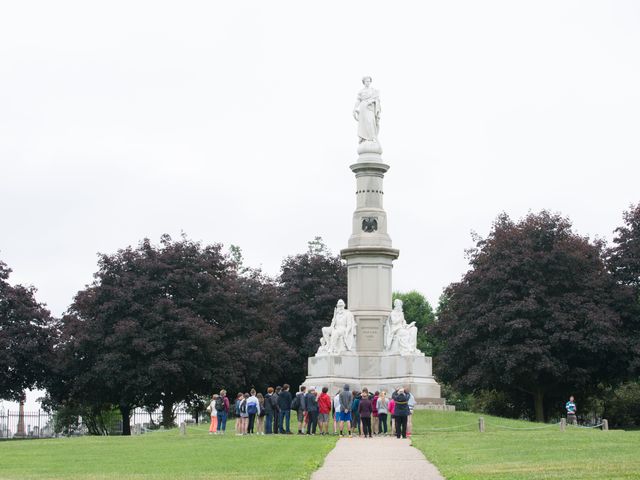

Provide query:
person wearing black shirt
left=277, top=384, right=293, bottom=434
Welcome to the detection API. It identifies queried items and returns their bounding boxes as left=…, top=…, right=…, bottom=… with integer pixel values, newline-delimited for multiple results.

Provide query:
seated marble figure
left=317, top=299, right=356, bottom=355
left=384, top=299, right=418, bottom=355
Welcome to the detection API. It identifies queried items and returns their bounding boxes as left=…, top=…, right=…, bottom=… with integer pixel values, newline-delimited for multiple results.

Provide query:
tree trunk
left=161, top=400, right=175, bottom=429
left=120, top=403, right=131, bottom=436
left=533, top=389, right=545, bottom=422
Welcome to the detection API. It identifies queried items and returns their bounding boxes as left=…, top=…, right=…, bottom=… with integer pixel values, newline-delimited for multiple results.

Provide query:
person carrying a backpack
left=238, top=393, right=249, bottom=435
left=351, top=391, right=361, bottom=436
left=338, top=384, right=353, bottom=437
left=293, top=386, right=307, bottom=434
left=246, top=389, right=261, bottom=434
left=305, top=388, right=319, bottom=435
left=216, top=390, right=230, bottom=434
left=392, top=388, right=410, bottom=438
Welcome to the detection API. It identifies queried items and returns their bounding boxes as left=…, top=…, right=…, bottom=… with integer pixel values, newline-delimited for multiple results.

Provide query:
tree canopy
left=277, top=237, right=347, bottom=386
left=51, top=235, right=292, bottom=433
left=0, top=260, right=54, bottom=401
left=431, top=211, right=629, bottom=421
left=607, top=202, right=640, bottom=374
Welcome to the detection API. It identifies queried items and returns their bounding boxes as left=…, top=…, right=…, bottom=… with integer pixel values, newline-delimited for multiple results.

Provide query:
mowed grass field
left=0, top=422, right=337, bottom=480
left=411, top=410, right=640, bottom=479
left=1, top=412, right=640, bottom=479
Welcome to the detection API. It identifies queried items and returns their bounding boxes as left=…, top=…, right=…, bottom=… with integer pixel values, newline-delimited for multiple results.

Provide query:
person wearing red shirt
left=317, top=386, right=332, bottom=435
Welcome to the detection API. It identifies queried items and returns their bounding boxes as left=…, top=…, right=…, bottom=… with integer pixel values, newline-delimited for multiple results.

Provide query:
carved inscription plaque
left=356, top=317, right=383, bottom=352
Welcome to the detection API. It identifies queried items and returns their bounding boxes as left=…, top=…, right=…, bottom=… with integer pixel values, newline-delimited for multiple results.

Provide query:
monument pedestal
left=305, top=353, right=443, bottom=404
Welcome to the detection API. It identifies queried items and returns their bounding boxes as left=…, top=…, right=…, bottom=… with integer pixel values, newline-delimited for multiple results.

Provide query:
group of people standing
left=206, top=384, right=417, bottom=439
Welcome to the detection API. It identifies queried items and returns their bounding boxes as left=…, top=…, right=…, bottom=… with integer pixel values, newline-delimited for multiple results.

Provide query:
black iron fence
left=0, top=408, right=200, bottom=439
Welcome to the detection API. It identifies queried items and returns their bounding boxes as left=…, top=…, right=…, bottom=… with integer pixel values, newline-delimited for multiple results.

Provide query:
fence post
left=560, top=418, right=566, bottom=432
left=478, top=417, right=485, bottom=433
left=180, top=422, right=186, bottom=435
left=602, top=419, right=609, bottom=431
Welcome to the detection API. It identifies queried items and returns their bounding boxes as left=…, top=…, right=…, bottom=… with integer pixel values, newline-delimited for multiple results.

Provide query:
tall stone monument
left=304, top=77, right=443, bottom=403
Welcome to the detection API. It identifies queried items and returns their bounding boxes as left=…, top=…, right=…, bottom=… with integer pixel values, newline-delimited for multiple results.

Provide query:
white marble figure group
left=316, top=298, right=418, bottom=356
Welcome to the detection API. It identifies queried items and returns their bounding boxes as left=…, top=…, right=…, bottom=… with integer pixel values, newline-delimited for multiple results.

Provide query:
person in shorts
left=333, top=390, right=341, bottom=434
left=294, top=386, right=307, bottom=434
left=338, top=384, right=353, bottom=437
left=317, top=386, right=332, bottom=435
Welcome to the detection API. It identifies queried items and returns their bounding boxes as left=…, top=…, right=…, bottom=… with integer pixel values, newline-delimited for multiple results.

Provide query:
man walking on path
left=338, top=384, right=353, bottom=437
left=566, top=395, right=577, bottom=425
left=278, top=384, right=293, bottom=434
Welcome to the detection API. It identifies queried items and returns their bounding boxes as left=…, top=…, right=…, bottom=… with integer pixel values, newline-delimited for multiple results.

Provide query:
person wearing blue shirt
left=565, top=395, right=577, bottom=425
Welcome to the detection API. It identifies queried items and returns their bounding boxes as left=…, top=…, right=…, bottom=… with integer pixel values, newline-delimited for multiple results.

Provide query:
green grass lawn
left=1, top=412, right=639, bottom=479
left=0, top=421, right=337, bottom=480
left=410, top=410, right=640, bottom=479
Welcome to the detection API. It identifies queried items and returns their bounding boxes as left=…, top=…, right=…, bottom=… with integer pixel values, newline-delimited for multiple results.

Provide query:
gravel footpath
left=311, top=436, right=445, bottom=480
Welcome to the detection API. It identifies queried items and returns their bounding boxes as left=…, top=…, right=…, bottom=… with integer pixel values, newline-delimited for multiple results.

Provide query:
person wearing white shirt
left=246, top=389, right=261, bottom=434
left=333, top=391, right=341, bottom=434
left=207, top=394, right=219, bottom=435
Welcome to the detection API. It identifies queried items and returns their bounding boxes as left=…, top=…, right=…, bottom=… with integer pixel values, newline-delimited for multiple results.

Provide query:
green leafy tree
left=608, top=203, right=640, bottom=292
left=50, top=235, right=292, bottom=433
left=0, top=260, right=54, bottom=401
left=51, top=236, right=230, bottom=433
left=607, top=202, right=640, bottom=374
left=392, top=290, right=437, bottom=356
left=431, top=211, right=628, bottom=422
left=278, top=237, right=347, bottom=385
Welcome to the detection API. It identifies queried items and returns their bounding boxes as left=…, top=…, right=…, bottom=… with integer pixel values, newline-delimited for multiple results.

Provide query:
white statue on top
left=353, top=76, right=381, bottom=152
left=384, top=299, right=419, bottom=355
left=317, top=299, right=356, bottom=355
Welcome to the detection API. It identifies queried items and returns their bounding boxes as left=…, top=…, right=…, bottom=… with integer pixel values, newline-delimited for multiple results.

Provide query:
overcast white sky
left=2, top=1, right=640, bottom=408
